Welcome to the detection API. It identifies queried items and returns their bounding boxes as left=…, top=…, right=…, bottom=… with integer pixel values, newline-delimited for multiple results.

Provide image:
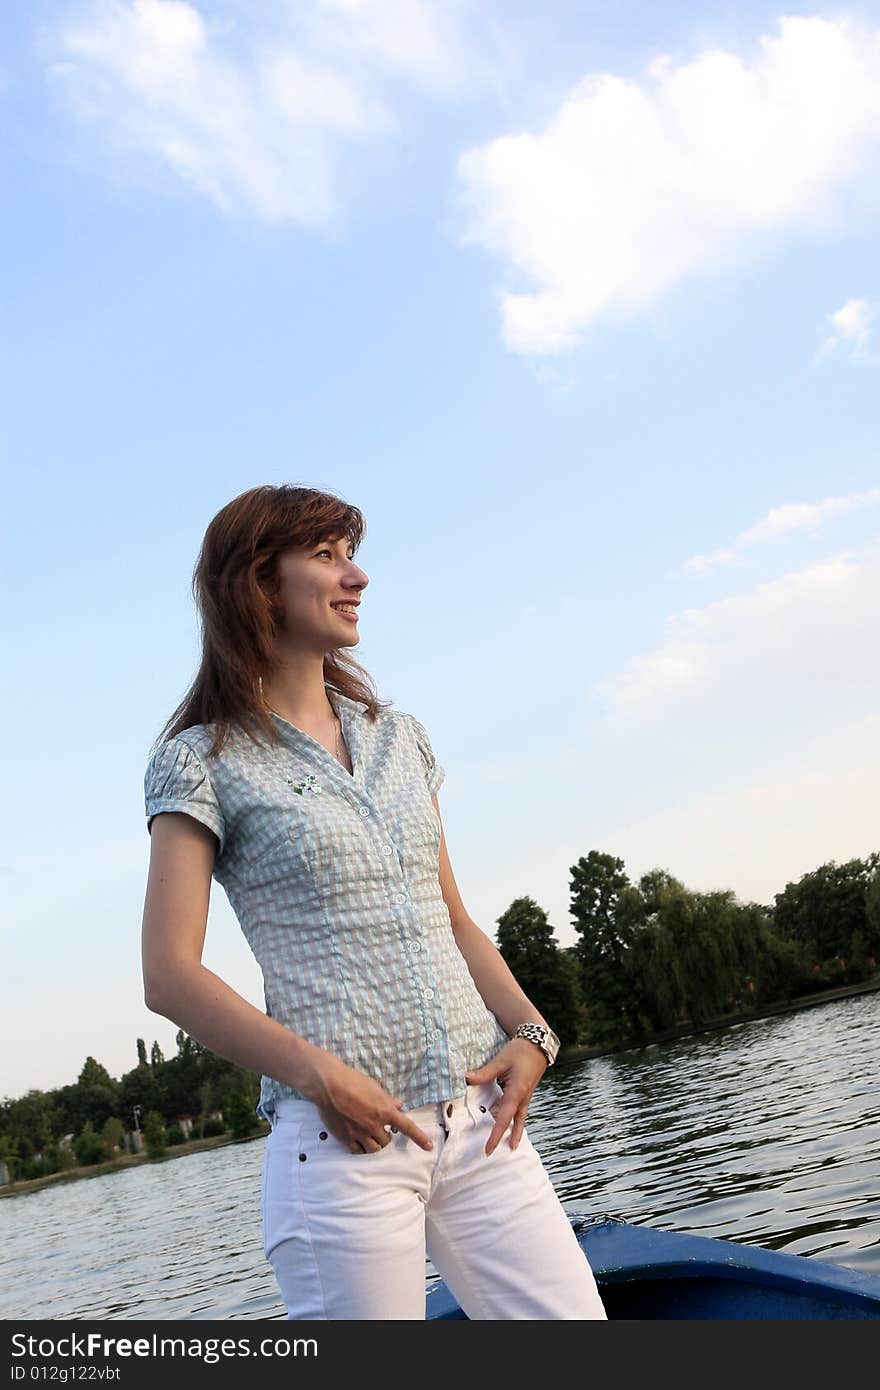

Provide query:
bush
left=201, top=1117, right=226, bottom=1138
left=0, top=1139, right=20, bottom=1182
left=74, top=1122, right=106, bottom=1167
left=224, top=1093, right=258, bottom=1139
left=54, top=1141, right=77, bottom=1171
left=165, top=1125, right=187, bottom=1146
left=143, top=1110, right=167, bottom=1158
left=101, top=1116, right=125, bottom=1160
left=20, top=1155, right=58, bottom=1181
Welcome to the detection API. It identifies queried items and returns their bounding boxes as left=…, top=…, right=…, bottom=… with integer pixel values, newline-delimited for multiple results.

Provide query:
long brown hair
left=154, top=484, right=389, bottom=758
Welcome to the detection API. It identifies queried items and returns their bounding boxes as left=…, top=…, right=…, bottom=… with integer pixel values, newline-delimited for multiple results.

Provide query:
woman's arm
left=141, top=813, right=433, bottom=1154
left=432, top=795, right=549, bottom=1035
left=432, top=794, right=553, bottom=1155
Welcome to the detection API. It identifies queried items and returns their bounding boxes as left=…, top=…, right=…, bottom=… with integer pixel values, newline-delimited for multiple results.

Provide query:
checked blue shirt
left=144, top=694, right=509, bottom=1121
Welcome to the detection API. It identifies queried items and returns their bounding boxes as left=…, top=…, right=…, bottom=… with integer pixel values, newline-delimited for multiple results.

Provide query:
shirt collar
left=266, top=690, right=363, bottom=787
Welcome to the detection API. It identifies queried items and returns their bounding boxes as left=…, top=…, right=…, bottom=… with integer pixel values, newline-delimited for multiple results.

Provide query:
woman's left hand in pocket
left=464, top=1039, right=548, bottom=1156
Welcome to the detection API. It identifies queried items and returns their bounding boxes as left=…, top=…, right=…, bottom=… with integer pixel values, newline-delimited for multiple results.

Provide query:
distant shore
left=0, top=1126, right=269, bottom=1201
left=4, top=976, right=878, bottom=1200
left=558, top=974, right=880, bottom=1069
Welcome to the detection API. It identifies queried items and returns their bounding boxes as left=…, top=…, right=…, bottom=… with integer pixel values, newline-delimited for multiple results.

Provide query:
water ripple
left=1, top=992, right=877, bottom=1317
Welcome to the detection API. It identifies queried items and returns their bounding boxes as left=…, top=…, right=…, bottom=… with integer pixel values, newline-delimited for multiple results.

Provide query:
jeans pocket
left=332, top=1126, right=400, bottom=1160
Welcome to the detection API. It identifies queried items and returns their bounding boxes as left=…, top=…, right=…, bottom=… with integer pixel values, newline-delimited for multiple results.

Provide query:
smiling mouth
left=331, top=604, right=359, bottom=620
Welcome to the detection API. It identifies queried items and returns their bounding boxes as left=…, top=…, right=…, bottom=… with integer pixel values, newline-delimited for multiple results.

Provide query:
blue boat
left=425, top=1214, right=880, bottom=1319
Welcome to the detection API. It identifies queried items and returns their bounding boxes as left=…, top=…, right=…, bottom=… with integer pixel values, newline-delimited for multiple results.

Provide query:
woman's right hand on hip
left=310, top=1057, right=434, bottom=1155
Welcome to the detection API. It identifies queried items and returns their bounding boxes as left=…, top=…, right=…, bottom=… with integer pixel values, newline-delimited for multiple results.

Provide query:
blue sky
left=3, top=0, right=879, bottom=1098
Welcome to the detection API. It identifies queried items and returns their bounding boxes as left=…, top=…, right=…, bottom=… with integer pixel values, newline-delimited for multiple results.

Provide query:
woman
left=142, top=484, right=606, bottom=1321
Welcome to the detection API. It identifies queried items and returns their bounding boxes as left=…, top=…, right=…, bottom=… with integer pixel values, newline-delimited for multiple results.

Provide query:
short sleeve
left=406, top=713, right=445, bottom=798
left=144, top=737, right=226, bottom=854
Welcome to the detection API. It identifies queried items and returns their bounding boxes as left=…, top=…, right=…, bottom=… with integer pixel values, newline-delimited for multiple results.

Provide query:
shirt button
left=358, top=806, right=370, bottom=817
left=422, top=987, right=434, bottom=1001
left=408, top=940, right=421, bottom=953
left=394, top=892, right=408, bottom=905
left=432, top=1028, right=442, bottom=1042
left=381, top=844, right=393, bottom=856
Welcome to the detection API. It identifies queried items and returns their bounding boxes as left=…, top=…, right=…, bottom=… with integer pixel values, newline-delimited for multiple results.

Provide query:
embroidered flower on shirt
left=288, top=773, right=322, bottom=796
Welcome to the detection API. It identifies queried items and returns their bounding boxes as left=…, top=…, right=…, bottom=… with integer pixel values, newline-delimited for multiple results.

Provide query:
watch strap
left=513, top=1022, right=560, bottom=1066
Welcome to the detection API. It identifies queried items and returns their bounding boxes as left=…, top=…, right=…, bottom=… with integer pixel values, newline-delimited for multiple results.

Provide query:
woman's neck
left=260, top=654, right=336, bottom=730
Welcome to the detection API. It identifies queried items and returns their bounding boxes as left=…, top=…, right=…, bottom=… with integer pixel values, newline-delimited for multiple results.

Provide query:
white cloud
left=686, top=545, right=737, bottom=573
left=602, top=549, right=880, bottom=717
left=311, top=0, right=472, bottom=90
left=686, top=488, right=880, bottom=572
left=818, top=296, right=877, bottom=360
left=48, top=0, right=471, bottom=225
left=456, top=15, right=880, bottom=354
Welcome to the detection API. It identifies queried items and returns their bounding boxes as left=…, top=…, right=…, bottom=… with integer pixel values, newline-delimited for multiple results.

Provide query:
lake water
left=2, top=992, right=878, bottom=1319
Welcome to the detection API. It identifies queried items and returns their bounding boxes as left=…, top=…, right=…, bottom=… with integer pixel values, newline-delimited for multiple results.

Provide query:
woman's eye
left=316, top=548, right=355, bottom=560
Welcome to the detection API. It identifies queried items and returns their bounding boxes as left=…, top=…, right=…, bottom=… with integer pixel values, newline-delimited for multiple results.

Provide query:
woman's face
left=271, top=533, right=369, bottom=653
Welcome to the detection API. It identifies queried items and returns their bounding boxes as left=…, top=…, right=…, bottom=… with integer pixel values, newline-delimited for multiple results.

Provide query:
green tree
left=197, top=1081, right=215, bottom=1139
left=101, top=1116, right=125, bottom=1160
left=1, top=1090, right=56, bottom=1156
left=0, top=1135, right=20, bottom=1182
left=773, top=854, right=880, bottom=963
left=224, top=1092, right=257, bottom=1139
left=119, top=1063, right=162, bottom=1121
left=628, top=919, right=686, bottom=1031
left=845, top=928, right=873, bottom=984
left=150, top=1040, right=165, bottom=1068
left=638, top=868, right=687, bottom=913
left=559, top=947, right=588, bottom=1042
left=72, top=1057, right=120, bottom=1133
left=176, top=1029, right=205, bottom=1060
left=136, top=1038, right=148, bottom=1067
left=74, top=1121, right=105, bottom=1167
left=53, top=1139, right=77, bottom=1172
left=143, top=1110, right=167, bottom=1158
left=570, top=851, right=641, bottom=1044
left=731, top=902, right=809, bottom=1005
left=866, top=872, right=880, bottom=957
left=495, top=896, right=583, bottom=1044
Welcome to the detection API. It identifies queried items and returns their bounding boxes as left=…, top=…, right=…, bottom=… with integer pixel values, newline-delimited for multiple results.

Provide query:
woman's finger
left=351, top=1126, right=394, bottom=1153
left=510, top=1108, right=528, bottom=1151
left=351, top=1136, right=379, bottom=1153
left=484, top=1101, right=518, bottom=1156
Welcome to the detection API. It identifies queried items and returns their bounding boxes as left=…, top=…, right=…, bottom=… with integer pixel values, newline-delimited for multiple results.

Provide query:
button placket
left=190, top=694, right=517, bottom=1123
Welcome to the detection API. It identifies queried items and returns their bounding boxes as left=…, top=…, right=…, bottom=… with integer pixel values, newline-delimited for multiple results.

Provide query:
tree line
left=3, top=849, right=878, bottom=1183
left=498, top=850, right=879, bottom=1048
left=0, top=1031, right=261, bottom=1183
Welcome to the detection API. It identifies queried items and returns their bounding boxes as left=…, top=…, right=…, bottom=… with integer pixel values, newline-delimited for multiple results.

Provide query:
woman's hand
left=310, top=1056, right=435, bottom=1155
left=465, top=1038, right=548, bottom=1156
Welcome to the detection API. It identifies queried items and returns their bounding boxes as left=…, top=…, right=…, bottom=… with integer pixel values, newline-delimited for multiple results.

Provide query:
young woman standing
left=142, top=484, right=606, bottom=1320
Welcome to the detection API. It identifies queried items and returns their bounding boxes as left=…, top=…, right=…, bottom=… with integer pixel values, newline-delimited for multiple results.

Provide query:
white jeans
left=261, top=1078, right=607, bottom=1320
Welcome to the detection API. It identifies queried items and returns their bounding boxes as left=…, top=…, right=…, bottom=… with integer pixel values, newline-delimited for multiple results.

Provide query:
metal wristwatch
left=513, top=1022, right=560, bottom=1067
